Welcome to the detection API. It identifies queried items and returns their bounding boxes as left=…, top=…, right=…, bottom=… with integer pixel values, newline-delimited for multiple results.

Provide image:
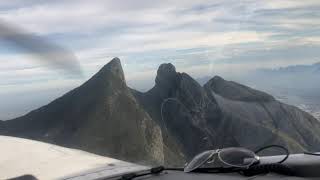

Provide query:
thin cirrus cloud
left=0, top=0, right=320, bottom=119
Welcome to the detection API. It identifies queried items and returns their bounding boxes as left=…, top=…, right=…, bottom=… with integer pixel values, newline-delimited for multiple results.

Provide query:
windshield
left=1, top=0, right=320, bottom=179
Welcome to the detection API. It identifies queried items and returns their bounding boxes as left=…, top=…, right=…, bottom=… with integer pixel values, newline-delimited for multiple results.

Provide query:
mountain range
left=260, top=62, right=320, bottom=74
left=238, top=62, right=320, bottom=122
left=1, top=58, right=320, bottom=166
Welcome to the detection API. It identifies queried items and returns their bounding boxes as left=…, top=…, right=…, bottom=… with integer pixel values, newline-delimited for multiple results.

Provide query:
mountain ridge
left=132, top=61, right=320, bottom=159
left=2, top=58, right=320, bottom=165
left=0, top=58, right=185, bottom=166
left=259, top=62, right=320, bottom=73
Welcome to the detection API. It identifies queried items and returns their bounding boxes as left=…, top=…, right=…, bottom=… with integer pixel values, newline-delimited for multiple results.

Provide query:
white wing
left=0, top=136, right=148, bottom=180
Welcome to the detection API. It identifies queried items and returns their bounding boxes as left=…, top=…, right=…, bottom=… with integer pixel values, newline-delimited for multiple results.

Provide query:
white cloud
left=99, top=31, right=273, bottom=55
left=1, top=0, right=320, bottom=118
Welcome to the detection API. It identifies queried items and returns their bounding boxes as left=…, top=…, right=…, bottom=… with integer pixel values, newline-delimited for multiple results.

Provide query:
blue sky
left=0, top=0, right=320, bottom=119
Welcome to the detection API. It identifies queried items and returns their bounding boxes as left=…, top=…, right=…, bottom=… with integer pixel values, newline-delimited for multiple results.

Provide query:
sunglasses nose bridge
left=206, top=149, right=221, bottom=164
left=206, top=149, right=219, bottom=163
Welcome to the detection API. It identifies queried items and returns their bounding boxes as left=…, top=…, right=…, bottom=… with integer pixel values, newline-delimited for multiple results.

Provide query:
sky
left=0, top=0, right=320, bottom=119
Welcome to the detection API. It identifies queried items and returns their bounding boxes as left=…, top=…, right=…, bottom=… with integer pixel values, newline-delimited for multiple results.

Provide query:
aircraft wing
left=2, top=135, right=320, bottom=180
left=0, top=136, right=148, bottom=180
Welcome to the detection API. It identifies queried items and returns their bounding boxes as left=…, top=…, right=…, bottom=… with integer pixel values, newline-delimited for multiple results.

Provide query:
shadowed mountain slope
left=133, top=63, right=320, bottom=159
left=0, top=58, right=184, bottom=165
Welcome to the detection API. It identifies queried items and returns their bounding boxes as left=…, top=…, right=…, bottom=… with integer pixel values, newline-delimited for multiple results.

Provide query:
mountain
left=2, top=58, right=320, bottom=165
left=204, top=77, right=320, bottom=152
left=260, top=62, right=320, bottom=74
left=0, top=58, right=184, bottom=166
left=235, top=62, right=320, bottom=122
left=133, top=63, right=320, bottom=159
left=132, top=63, right=222, bottom=158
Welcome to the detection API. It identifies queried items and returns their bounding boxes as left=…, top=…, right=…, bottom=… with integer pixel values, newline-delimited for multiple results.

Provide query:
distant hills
left=197, top=62, right=320, bottom=89
left=260, top=62, right=320, bottom=74
left=235, top=62, right=320, bottom=121
left=1, top=58, right=320, bottom=165
left=252, top=62, right=320, bottom=91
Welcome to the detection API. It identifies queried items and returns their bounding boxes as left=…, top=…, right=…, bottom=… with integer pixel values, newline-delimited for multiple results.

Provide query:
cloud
left=263, top=0, right=320, bottom=9
left=1, top=0, right=320, bottom=118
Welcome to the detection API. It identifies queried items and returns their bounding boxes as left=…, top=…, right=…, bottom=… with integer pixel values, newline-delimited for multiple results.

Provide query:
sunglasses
left=184, top=147, right=260, bottom=172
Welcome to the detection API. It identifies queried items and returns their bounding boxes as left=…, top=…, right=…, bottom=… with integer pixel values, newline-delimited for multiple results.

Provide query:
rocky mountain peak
left=155, top=63, right=180, bottom=89
left=157, top=63, right=176, bottom=75
left=96, top=57, right=125, bottom=82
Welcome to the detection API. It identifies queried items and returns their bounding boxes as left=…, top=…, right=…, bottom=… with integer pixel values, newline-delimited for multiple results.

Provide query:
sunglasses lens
left=219, top=147, right=257, bottom=167
left=184, top=150, right=216, bottom=172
